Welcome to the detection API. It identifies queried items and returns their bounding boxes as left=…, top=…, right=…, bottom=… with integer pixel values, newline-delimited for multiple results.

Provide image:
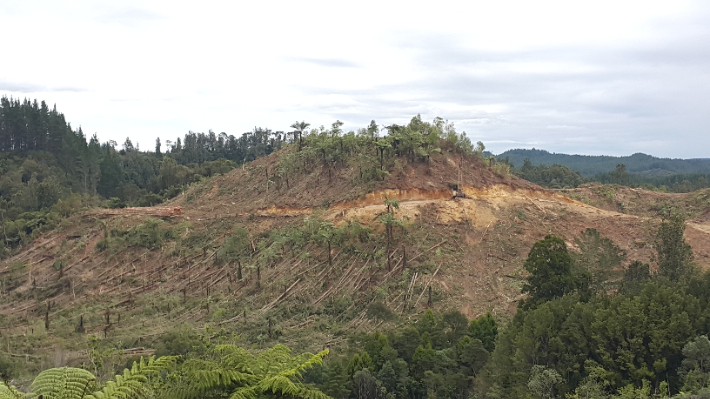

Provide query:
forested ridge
left=0, top=96, right=285, bottom=255
left=497, top=152, right=710, bottom=193
left=497, top=149, right=710, bottom=178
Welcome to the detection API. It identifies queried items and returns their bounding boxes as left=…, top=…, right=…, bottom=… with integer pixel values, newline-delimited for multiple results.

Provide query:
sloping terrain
left=1, top=149, right=709, bottom=373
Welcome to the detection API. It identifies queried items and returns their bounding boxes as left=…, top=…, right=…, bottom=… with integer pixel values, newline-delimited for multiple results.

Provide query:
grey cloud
left=96, top=7, right=164, bottom=27
left=50, top=86, right=87, bottom=92
left=0, top=80, right=86, bottom=93
left=299, top=26, right=710, bottom=157
left=0, top=81, right=47, bottom=93
left=291, top=57, right=360, bottom=68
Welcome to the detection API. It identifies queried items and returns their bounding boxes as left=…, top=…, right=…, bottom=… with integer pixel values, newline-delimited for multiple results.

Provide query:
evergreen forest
left=497, top=149, right=710, bottom=192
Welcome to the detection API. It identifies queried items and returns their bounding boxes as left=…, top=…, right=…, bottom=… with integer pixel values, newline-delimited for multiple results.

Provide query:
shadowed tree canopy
left=572, top=228, right=626, bottom=294
left=521, top=235, right=583, bottom=309
left=656, top=212, right=695, bottom=282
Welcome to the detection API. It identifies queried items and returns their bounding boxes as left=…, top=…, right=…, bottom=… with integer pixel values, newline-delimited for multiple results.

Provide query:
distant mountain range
left=495, top=149, right=710, bottom=177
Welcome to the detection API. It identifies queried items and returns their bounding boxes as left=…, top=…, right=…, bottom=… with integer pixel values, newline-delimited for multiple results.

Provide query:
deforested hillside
left=0, top=116, right=709, bottom=392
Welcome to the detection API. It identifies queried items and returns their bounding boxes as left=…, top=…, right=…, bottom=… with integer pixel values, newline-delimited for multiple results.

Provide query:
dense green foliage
left=485, top=214, right=707, bottom=398
left=0, top=355, right=178, bottom=399
left=506, top=158, right=584, bottom=189
left=520, top=235, right=585, bottom=309
left=489, top=284, right=707, bottom=398
left=498, top=150, right=710, bottom=192
left=304, top=310, right=498, bottom=399
left=497, top=149, right=710, bottom=178
left=269, top=116, right=478, bottom=192
left=164, top=344, right=330, bottom=399
left=593, top=164, right=710, bottom=193
left=656, top=213, right=695, bottom=283
left=572, top=228, right=626, bottom=294
left=0, top=345, right=330, bottom=399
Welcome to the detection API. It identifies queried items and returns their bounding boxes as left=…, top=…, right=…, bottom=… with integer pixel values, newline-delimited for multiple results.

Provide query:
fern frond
left=164, top=359, right=258, bottom=399
left=228, top=386, right=258, bottom=399
left=0, top=382, right=25, bottom=399
left=133, top=355, right=180, bottom=377
left=214, top=345, right=255, bottom=374
left=279, top=349, right=329, bottom=379
left=230, top=375, right=331, bottom=399
left=84, top=355, right=179, bottom=399
left=30, top=367, right=96, bottom=399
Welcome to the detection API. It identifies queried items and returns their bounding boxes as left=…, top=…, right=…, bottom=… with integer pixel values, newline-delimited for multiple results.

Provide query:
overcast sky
left=1, top=1, right=709, bottom=158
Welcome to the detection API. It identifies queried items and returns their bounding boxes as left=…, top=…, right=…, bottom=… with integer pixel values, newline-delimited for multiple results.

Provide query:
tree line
left=498, top=152, right=710, bottom=192
left=0, top=97, right=287, bottom=255
left=497, top=149, right=710, bottom=178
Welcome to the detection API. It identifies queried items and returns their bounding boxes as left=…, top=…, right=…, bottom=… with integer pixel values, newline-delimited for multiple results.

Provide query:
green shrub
left=95, top=239, right=109, bottom=252
left=366, top=302, right=395, bottom=321
left=108, top=197, right=127, bottom=209
left=137, top=193, right=163, bottom=207
left=126, top=218, right=169, bottom=249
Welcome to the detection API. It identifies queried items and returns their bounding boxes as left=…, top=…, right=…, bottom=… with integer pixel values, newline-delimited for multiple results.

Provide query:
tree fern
left=26, top=355, right=179, bottom=399
left=0, top=383, right=25, bottom=399
left=85, top=355, right=179, bottom=399
left=30, top=367, right=96, bottom=399
left=229, top=348, right=331, bottom=399
left=230, top=374, right=331, bottom=399
left=161, top=344, right=331, bottom=399
left=163, top=358, right=257, bottom=399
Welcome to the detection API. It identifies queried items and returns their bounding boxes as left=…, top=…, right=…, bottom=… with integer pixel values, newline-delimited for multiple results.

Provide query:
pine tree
left=656, top=212, right=695, bottom=282
left=521, top=235, right=581, bottom=309
left=573, top=228, right=625, bottom=294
